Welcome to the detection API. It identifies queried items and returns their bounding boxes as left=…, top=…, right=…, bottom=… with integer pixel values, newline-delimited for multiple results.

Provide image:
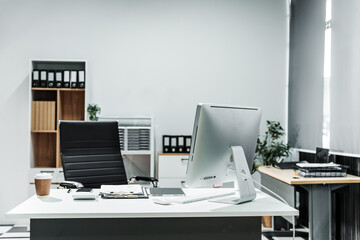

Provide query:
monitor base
left=211, top=146, right=256, bottom=204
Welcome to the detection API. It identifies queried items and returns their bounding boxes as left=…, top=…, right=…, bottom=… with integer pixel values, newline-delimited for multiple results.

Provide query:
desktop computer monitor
left=185, top=104, right=261, bottom=193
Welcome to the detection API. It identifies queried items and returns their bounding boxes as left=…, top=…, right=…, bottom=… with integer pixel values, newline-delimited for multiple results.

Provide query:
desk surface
left=7, top=188, right=297, bottom=219
left=258, top=166, right=360, bottom=185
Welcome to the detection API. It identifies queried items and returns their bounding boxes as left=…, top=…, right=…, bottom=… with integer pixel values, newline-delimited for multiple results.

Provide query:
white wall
left=0, top=0, right=288, bottom=222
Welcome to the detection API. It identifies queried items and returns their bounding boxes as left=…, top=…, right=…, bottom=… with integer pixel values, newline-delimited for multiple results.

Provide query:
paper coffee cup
left=34, top=173, right=52, bottom=196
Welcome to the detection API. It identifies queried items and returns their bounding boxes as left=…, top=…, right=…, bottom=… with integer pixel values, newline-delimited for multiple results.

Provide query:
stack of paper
left=295, top=162, right=347, bottom=177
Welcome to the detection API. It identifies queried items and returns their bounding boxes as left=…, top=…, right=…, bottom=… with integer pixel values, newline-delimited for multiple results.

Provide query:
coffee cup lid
left=34, top=173, right=52, bottom=179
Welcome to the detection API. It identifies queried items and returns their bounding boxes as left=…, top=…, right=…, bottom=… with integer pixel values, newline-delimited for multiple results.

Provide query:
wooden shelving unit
left=30, top=60, right=86, bottom=169
left=31, top=88, right=85, bottom=168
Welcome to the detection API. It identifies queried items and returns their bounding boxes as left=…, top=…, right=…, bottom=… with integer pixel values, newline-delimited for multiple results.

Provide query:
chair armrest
left=59, top=181, right=84, bottom=189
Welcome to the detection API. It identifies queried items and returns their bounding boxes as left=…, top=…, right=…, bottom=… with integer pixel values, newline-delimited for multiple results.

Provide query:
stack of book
left=295, top=162, right=347, bottom=177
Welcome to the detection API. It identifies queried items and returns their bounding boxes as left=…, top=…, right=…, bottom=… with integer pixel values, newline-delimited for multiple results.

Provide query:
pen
left=114, top=195, right=138, bottom=198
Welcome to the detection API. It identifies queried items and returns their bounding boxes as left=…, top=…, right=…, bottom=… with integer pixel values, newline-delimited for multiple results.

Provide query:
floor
left=0, top=224, right=306, bottom=240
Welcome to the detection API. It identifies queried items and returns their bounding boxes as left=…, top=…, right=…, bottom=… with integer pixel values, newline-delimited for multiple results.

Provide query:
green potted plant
left=87, top=104, right=101, bottom=121
left=254, top=120, right=291, bottom=228
left=254, top=120, right=291, bottom=170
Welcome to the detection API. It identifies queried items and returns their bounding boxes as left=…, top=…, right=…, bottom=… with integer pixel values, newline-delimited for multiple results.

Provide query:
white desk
left=7, top=188, right=298, bottom=240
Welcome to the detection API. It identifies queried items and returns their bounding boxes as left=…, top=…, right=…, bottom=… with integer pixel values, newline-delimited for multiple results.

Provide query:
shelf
left=32, top=88, right=57, bottom=91
left=58, top=91, right=85, bottom=120
left=122, top=151, right=152, bottom=155
left=32, top=88, right=85, bottom=92
left=33, top=166, right=57, bottom=169
left=59, top=88, right=85, bottom=92
left=31, top=130, right=57, bottom=133
left=158, top=153, right=190, bottom=156
left=32, top=133, right=57, bottom=168
left=30, top=59, right=86, bottom=169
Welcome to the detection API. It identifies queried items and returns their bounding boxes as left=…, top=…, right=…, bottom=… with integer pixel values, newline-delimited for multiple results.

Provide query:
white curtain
left=331, top=0, right=360, bottom=154
left=288, top=0, right=326, bottom=149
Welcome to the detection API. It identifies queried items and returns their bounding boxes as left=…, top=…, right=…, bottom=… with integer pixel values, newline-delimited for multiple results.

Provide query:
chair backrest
left=60, top=121, right=128, bottom=188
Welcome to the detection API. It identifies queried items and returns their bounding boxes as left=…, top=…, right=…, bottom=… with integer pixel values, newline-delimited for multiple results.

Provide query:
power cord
left=249, top=176, right=296, bottom=240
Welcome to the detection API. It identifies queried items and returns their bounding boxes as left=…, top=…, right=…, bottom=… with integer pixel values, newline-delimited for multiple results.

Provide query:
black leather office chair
left=59, top=121, right=157, bottom=188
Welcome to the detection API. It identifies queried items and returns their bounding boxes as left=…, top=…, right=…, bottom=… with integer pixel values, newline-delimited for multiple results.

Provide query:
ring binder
left=70, top=71, right=78, bottom=88
left=32, top=70, right=40, bottom=87
left=163, top=135, right=171, bottom=153
left=185, top=136, right=192, bottom=153
left=55, top=71, right=63, bottom=88
left=170, top=136, right=177, bottom=153
left=63, top=71, right=70, bottom=88
left=47, top=71, right=55, bottom=88
left=78, top=71, right=85, bottom=88
left=40, top=70, right=47, bottom=87
left=178, top=136, right=185, bottom=153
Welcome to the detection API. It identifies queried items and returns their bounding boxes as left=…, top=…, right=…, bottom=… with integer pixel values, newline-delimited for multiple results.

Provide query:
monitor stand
left=211, top=146, right=256, bottom=204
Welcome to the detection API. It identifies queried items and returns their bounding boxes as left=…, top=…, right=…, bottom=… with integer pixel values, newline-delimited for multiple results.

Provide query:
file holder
left=170, top=136, right=178, bottom=153
left=55, top=71, right=63, bottom=88
left=163, top=135, right=171, bottom=153
left=185, top=136, right=192, bottom=153
left=40, top=70, right=47, bottom=87
left=78, top=71, right=85, bottom=88
left=177, top=136, right=185, bottom=153
left=32, top=70, right=40, bottom=87
left=47, top=71, right=55, bottom=88
left=63, top=71, right=70, bottom=88
left=70, top=71, right=78, bottom=88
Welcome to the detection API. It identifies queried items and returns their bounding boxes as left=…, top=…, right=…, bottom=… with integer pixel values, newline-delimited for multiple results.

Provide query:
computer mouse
left=152, top=198, right=171, bottom=205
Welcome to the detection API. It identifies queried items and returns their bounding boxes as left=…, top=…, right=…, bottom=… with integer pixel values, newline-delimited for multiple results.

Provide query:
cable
left=249, top=175, right=296, bottom=240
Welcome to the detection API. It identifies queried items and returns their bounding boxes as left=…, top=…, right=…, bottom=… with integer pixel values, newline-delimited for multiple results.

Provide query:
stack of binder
left=32, top=70, right=85, bottom=89
left=295, top=162, right=347, bottom=177
left=163, top=135, right=191, bottom=153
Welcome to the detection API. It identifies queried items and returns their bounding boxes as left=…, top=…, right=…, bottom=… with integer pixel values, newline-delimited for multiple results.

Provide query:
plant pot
left=262, top=216, right=272, bottom=228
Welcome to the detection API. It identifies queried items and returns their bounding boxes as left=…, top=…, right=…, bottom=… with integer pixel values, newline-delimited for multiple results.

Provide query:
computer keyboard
left=209, top=195, right=242, bottom=204
left=167, top=191, right=235, bottom=204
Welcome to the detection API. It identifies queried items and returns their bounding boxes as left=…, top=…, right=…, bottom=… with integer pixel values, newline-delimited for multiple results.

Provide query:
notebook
left=149, top=188, right=185, bottom=196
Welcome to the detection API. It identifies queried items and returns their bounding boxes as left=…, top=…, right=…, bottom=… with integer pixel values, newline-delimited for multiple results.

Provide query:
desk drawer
left=158, top=154, right=188, bottom=178
left=158, top=177, right=186, bottom=188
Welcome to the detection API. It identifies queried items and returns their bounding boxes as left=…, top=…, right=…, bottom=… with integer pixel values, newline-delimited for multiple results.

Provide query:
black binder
left=47, top=71, right=55, bottom=88
left=78, top=71, right=85, bottom=88
left=163, top=135, right=171, bottom=153
left=55, top=71, right=63, bottom=88
left=40, top=70, right=47, bottom=87
left=63, top=71, right=70, bottom=88
left=177, top=136, right=185, bottom=153
left=185, top=136, right=192, bottom=153
left=170, top=136, right=178, bottom=153
left=32, top=70, right=40, bottom=87
left=70, top=71, right=78, bottom=88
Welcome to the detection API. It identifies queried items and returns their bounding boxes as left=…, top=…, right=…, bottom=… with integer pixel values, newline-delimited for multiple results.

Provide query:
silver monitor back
left=185, top=103, right=262, bottom=188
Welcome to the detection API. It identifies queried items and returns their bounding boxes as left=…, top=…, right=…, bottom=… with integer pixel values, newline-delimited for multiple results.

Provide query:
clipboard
left=99, top=184, right=149, bottom=199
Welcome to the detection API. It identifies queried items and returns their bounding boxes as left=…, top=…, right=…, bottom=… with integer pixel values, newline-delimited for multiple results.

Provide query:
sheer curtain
left=330, top=0, right=360, bottom=154
left=288, top=0, right=326, bottom=149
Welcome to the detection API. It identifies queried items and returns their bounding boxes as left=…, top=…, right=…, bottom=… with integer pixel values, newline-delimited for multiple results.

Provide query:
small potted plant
left=253, top=120, right=291, bottom=228
left=87, top=104, right=101, bottom=121
left=254, top=120, right=292, bottom=169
